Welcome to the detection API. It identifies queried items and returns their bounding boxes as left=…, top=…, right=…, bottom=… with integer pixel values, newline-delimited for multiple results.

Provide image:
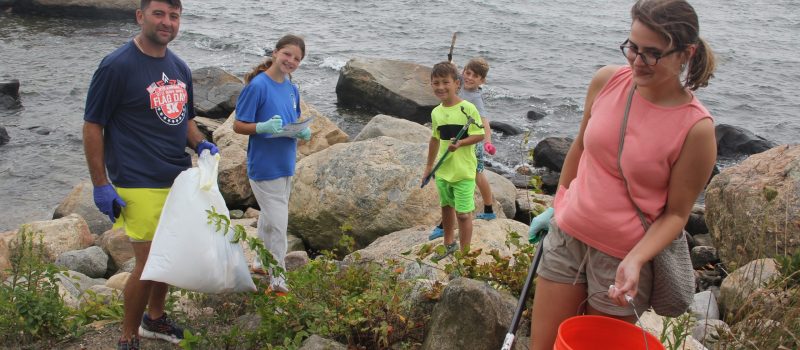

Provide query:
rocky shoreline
left=1, top=21, right=798, bottom=347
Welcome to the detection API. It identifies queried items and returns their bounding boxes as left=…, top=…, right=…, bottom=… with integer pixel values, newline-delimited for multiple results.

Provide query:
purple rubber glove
left=93, top=184, right=126, bottom=223
left=196, top=140, right=219, bottom=155
left=484, top=142, right=497, bottom=155
left=294, top=127, right=311, bottom=141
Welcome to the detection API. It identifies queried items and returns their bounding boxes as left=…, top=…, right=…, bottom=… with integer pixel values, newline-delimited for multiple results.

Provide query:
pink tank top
left=554, top=66, right=712, bottom=259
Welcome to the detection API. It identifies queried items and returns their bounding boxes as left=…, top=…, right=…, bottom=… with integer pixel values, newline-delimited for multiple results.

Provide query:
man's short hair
left=431, top=61, right=459, bottom=81
left=464, top=58, right=490, bottom=79
left=141, top=0, right=182, bottom=11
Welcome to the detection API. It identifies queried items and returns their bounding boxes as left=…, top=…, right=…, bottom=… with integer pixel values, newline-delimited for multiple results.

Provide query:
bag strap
left=616, top=84, right=651, bottom=231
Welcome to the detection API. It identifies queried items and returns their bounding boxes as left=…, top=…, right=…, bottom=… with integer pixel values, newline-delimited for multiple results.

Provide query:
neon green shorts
left=112, top=187, right=171, bottom=242
left=435, top=178, right=476, bottom=214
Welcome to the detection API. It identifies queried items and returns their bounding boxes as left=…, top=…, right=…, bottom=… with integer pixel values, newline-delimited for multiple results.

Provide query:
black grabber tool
left=447, top=32, right=457, bottom=63
left=500, top=230, right=548, bottom=350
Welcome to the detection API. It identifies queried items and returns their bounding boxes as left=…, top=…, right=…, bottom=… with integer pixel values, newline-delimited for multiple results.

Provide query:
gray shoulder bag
left=617, top=85, right=695, bottom=317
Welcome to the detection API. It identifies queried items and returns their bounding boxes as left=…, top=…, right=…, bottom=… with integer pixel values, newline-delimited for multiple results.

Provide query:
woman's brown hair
left=244, top=34, right=306, bottom=84
left=631, top=0, right=716, bottom=90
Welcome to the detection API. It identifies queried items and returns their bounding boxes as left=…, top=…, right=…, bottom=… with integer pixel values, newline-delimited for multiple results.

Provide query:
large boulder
left=192, top=67, right=243, bottom=119
left=16, top=214, right=94, bottom=262
left=705, top=145, right=800, bottom=263
left=353, top=114, right=430, bottom=144
left=0, top=231, right=15, bottom=274
left=344, top=219, right=530, bottom=282
left=289, top=136, right=439, bottom=251
left=13, top=0, right=137, bottom=19
left=715, top=124, right=776, bottom=158
left=95, top=227, right=133, bottom=269
left=53, top=180, right=112, bottom=236
left=421, top=278, right=516, bottom=350
left=336, top=58, right=438, bottom=124
left=533, top=137, right=573, bottom=172
left=55, top=246, right=108, bottom=278
left=0, top=79, right=21, bottom=109
left=214, top=101, right=346, bottom=208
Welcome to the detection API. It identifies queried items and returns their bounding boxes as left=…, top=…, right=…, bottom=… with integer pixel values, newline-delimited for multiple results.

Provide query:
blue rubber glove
left=93, top=184, right=126, bottom=223
left=196, top=140, right=219, bottom=155
left=294, top=127, right=311, bottom=141
left=255, top=115, right=284, bottom=134
left=529, top=207, right=554, bottom=243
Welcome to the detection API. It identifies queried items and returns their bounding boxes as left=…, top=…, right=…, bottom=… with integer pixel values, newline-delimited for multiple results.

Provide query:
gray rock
left=53, top=180, right=113, bottom=236
left=229, top=209, right=244, bottom=219
left=0, top=79, right=20, bottom=109
left=118, top=258, right=136, bottom=273
left=55, top=246, right=108, bottom=278
left=287, top=234, right=305, bottom=252
left=489, top=120, right=523, bottom=136
left=690, top=246, right=718, bottom=269
left=527, top=109, right=546, bottom=120
left=691, top=290, right=720, bottom=320
left=12, top=0, right=137, bottom=19
left=336, top=58, right=438, bottom=124
left=715, top=124, right=776, bottom=158
left=352, top=114, right=430, bottom=144
left=235, top=313, right=261, bottom=333
left=0, top=126, right=9, bottom=146
left=533, top=137, right=573, bottom=172
left=284, top=250, right=309, bottom=272
left=719, top=258, right=779, bottom=316
left=692, top=319, right=728, bottom=347
left=692, top=234, right=715, bottom=248
left=192, top=66, right=243, bottom=119
left=685, top=205, right=708, bottom=235
left=56, top=270, right=104, bottom=302
left=421, top=278, right=516, bottom=350
left=298, top=335, right=347, bottom=350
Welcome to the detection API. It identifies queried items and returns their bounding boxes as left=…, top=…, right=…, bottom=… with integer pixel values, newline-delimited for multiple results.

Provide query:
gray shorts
left=537, top=218, right=653, bottom=316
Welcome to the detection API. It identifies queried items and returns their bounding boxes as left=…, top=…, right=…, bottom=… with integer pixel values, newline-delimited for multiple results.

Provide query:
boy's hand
left=484, top=142, right=496, bottom=155
left=447, top=139, right=460, bottom=152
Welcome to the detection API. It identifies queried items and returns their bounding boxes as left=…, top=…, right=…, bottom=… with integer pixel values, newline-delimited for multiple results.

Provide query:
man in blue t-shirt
left=82, top=1, right=217, bottom=349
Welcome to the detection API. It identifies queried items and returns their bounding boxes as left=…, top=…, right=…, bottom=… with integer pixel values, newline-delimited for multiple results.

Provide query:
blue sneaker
left=428, top=226, right=444, bottom=240
left=476, top=212, right=497, bottom=220
left=138, top=312, right=184, bottom=344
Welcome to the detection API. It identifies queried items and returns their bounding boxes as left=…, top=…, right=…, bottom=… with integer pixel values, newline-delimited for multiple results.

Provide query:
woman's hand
left=609, top=257, right=644, bottom=306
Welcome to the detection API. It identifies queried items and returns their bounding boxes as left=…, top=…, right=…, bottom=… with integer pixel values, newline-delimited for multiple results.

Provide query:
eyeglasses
left=619, top=39, right=682, bottom=66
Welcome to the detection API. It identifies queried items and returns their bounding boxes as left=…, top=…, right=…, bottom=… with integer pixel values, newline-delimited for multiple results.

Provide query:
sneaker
left=431, top=242, right=459, bottom=263
left=138, top=312, right=184, bottom=344
left=117, top=337, right=140, bottom=350
left=428, top=226, right=444, bottom=240
left=476, top=212, right=497, bottom=220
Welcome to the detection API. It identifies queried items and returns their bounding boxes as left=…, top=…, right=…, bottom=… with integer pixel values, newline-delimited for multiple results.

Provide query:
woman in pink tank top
left=530, top=1, right=718, bottom=349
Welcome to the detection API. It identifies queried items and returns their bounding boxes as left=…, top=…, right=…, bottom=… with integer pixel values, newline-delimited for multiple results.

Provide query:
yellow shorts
left=112, top=187, right=170, bottom=242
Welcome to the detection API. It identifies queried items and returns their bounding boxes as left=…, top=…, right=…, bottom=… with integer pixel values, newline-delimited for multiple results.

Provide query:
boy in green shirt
left=422, top=62, right=485, bottom=261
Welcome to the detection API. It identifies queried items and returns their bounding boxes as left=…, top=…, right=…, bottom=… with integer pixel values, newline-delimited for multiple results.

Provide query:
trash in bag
left=141, top=150, right=256, bottom=293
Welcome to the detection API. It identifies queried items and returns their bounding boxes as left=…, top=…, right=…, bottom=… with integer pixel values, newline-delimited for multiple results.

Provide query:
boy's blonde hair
left=464, top=58, right=490, bottom=79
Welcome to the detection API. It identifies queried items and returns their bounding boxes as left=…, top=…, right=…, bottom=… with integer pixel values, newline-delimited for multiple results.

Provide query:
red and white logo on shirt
left=147, top=73, right=188, bottom=125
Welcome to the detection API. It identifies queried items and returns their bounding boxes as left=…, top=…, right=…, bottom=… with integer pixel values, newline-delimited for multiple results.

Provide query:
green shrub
left=0, top=226, right=79, bottom=345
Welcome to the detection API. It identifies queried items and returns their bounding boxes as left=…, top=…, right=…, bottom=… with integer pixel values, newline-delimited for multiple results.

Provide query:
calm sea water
left=0, top=0, right=798, bottom=231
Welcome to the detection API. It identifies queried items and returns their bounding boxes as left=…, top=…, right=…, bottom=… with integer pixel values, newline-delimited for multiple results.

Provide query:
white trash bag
left=141, top=151, right=256, bottom=293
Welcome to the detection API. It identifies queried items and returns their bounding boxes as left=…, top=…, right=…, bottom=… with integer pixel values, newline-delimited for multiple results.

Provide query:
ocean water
left=0, top=0, right=798, bottom=231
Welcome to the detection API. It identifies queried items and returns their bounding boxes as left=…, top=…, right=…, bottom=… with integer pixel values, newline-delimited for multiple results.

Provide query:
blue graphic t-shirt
left=235, top=72, right=301, bottom=181
left=84, top=41, right=194, bottom=188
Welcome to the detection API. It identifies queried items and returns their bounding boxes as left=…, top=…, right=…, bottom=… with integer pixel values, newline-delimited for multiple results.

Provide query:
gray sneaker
left=431, top=242, right=459, bottom=262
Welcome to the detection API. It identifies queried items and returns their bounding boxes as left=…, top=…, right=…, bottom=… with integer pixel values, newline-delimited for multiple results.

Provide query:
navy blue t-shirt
left=84, top=41, right=194, bottom=188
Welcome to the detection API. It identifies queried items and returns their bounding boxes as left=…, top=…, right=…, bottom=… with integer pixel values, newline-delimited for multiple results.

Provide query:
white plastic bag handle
left=198, top=150, right=220, bottom=191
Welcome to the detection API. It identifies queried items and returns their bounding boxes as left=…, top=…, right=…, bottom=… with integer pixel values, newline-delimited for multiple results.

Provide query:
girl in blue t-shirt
left=233, top=34, right=308, bottom=294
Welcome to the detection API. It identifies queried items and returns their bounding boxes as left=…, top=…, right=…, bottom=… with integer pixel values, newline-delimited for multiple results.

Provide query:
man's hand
left=484, top=142, right=497, bottom=155
left=294, top=127, right=311, bottom=141
left=93, top=184, right=126, bottom=223
left=255, top=115, right=284, bottom=134
left=528, top=207, right=554, bottom=243
left=196, top=140, right=219, bottom=155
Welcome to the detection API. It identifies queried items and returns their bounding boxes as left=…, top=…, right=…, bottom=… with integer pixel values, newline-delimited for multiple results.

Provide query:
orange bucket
left=554, top=315, right=665, bottom=350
